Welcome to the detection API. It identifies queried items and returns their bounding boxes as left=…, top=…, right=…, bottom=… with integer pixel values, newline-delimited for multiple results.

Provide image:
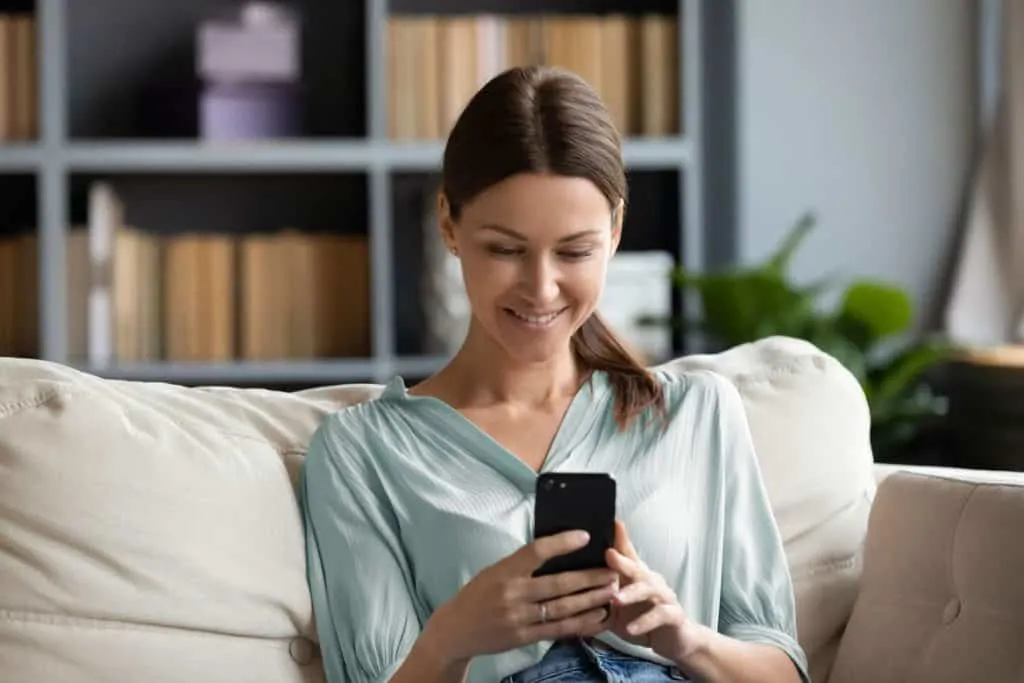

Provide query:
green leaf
left=688, top=270, right=816, bottom=346
left=765, top=212, right=816, bottom=276
left=868, top=340, right=952, bottom=415
left=837, top=281, right=913, bottom=348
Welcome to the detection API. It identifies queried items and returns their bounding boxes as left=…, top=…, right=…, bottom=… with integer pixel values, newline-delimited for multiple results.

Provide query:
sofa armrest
left=827, top=466, right=1024, bottom=683
left=873, top=462, right=1024, bottom=487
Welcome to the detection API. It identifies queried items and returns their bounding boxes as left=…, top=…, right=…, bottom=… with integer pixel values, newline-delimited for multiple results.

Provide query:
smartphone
left=532, top=472, right=617, bottom=577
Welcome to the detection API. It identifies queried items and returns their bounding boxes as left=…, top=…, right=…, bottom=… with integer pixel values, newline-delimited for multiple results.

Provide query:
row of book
left=0, top=188, right=372, bottom=364
left=387, top=13, right=679, bottom=140
left=78, top=229, right=371, bottom=365
left=0, top=12, right=37, bottom=142
left=0, top=231, right=36, bottom=357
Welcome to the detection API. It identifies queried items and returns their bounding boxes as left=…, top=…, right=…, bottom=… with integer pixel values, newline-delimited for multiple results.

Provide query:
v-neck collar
left=381, top=372, right=610, bottom=492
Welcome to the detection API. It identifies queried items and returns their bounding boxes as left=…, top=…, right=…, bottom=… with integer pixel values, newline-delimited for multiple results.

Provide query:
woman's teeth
left=508, top=309, right=562, bottom=326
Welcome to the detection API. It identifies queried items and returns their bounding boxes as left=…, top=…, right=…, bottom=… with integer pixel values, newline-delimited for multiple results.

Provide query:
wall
left=735, top=0, right=977, bottom=329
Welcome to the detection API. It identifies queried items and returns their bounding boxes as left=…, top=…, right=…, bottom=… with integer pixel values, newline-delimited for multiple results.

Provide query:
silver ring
left=538, top=602, right=548, bottom=624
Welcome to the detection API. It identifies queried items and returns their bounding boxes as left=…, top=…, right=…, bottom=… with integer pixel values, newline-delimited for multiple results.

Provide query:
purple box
left=199, top=82, right=302, bottom=140
left=198, top=19, right=300, bottom=83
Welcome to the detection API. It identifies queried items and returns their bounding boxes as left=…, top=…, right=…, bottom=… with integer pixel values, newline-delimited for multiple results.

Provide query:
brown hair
left=441, top=65, right=664, bottom=430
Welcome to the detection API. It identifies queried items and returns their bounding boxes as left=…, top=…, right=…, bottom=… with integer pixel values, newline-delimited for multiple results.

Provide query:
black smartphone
left=532, top=472, right=617, bottom=577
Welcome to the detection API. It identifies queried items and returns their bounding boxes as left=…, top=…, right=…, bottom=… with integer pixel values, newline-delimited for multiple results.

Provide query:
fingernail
left=575, top=531, right=590, bottom=544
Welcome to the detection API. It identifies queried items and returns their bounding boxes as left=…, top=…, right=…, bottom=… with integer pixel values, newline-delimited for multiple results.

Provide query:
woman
left=300, top=65, right=810, bottom=683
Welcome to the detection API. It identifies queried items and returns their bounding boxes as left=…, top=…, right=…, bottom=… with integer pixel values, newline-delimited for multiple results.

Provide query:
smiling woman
left=435, top=65, right=663, bottom=430
left=299, top=65, right=809, bottom=683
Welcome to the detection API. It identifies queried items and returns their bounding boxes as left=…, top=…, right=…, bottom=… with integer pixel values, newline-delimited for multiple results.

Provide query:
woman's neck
left=425, top=324, right=586, bottom=409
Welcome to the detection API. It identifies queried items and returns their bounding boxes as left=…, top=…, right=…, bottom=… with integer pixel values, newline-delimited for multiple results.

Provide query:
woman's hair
left=441, top=65, right=665, bottom=430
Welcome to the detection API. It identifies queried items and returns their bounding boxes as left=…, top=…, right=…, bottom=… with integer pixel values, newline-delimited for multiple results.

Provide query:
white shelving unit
left=1, top=0, right=707, bottom=386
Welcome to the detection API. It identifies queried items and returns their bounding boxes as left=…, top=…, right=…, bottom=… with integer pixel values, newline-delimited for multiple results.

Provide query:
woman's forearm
left=676, top=623, right=802, bottom=683
left=389, top=624, right=471, bottom=683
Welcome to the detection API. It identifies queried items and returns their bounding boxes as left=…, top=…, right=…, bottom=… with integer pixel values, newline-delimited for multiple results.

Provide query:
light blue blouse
left=299, top=368, right=810, bottom=683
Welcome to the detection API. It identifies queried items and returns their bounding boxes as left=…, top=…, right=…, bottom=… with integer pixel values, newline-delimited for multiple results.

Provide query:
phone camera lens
left=544, top=479, right=555, bottom=492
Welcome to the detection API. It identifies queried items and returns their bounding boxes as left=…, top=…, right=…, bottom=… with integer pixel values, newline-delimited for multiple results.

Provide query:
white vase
left=421, top=197, right=470, bottom=355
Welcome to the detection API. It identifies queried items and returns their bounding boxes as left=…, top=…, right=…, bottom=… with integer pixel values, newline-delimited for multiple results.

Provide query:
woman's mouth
left=504, top=307, right=566, bottom=329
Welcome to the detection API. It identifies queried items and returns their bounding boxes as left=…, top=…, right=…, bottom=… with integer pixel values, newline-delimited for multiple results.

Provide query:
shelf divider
left=71, top=355, right=450, bottom=385
left=38, top=0, right=69, bottom=364
left=57, top=138, right=691, bottom=172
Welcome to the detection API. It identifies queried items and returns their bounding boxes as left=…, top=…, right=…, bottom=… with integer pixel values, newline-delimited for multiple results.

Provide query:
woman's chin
left=493, top=314, right=575, bottom=363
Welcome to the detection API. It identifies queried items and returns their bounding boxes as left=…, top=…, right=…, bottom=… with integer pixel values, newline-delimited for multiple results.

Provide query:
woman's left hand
left=604, top=521, right=707, bottom=667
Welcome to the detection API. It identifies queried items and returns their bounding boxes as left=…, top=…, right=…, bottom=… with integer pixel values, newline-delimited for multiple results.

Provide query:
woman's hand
left=423, top=530, right=618, bottom=668
left=604, top=521, right=707, bottom=667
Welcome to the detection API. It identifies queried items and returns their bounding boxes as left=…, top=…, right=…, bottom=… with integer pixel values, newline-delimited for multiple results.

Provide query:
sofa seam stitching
left=0, top=387, right=84, bottom=420
left=0, top=608, right=307, bottom=644
left=791, top=553, right=859, bottom=580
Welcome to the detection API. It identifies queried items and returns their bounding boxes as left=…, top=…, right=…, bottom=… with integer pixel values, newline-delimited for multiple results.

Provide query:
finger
left=527, top=606, right=610, bottom=643
left=614, top=520, right=641, bottom=562
left=605, top=548, right=645, bottom=581
left=519, top=530, right=591, bottom=572
left=524, top=567, right=618, bottom=602
left=612, top=580, right=664, bottom=607
left=542, top=583, right=618, bottom=622
left=626, top=603, right=684, bottom=637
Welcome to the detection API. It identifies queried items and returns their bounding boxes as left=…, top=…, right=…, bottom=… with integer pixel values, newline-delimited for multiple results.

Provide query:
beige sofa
left=1, top=336, right=1021, bottom=683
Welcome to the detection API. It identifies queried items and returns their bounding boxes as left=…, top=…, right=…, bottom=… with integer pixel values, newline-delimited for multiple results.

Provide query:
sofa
left=1, top=336, right=1021, bottom=683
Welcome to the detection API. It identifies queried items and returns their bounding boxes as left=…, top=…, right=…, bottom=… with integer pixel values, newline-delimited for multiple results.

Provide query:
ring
left=538, top=602, right=548, bottom=624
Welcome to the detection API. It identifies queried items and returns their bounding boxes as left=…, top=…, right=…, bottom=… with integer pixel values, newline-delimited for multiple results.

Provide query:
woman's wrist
left=669, top=619, right=715, bottom=676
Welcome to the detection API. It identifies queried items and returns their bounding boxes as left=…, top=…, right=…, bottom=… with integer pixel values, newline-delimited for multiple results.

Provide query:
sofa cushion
left=662, top=336, right=876, bottom=683
left=827, top=470, right=1024, bottom=683
left=0, top=357, right=380, bottom=683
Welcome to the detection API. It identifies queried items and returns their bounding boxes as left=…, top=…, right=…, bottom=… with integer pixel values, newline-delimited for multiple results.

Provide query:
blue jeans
left=504, top=638, right=690, bottom=682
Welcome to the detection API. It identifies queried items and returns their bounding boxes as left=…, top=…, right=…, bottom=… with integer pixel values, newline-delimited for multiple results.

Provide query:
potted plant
left=661, top=212, right=952, bottom=462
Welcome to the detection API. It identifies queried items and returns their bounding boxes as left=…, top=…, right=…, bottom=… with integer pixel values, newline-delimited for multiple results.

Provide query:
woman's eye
left=487, top=245, right=521, bottom=256
left=560, top=250, right=593, bottom=261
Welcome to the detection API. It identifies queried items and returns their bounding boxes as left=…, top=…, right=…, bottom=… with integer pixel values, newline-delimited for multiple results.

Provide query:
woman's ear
left=437, top=192, right=458, bottom=256
left=610, top=198, right=625, bottom=256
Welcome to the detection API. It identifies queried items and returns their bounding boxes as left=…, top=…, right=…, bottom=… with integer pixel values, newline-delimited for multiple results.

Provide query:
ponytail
left=571, top=312, right=665, bottom=430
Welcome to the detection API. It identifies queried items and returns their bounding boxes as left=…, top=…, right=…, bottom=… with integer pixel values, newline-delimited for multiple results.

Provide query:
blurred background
left=0, top=0, right=1020, bottom=471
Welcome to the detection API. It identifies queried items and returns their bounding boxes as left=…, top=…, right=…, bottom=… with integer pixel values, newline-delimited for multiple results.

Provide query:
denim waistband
left=504, top=638, right=689, bottom=683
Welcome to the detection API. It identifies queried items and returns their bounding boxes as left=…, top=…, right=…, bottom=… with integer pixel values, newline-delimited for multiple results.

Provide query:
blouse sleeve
left=299, top=418, right=423, bottom=683
left=710, top=373, right=812, bottom=683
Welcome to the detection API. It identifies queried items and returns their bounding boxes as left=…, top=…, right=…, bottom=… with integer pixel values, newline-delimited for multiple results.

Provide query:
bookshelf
left=0, top=0, right=721, bottom=387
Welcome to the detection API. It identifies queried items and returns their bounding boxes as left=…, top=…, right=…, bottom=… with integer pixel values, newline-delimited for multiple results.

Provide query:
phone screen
left=532, top=472, right=616, bottom=577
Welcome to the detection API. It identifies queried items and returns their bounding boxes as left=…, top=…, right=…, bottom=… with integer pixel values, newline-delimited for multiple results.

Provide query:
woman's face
left=441, top=172, right=622, bottom=364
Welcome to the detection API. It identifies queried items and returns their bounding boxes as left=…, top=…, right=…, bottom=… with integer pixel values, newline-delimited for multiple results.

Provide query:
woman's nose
left=522, top=257, right=560, bottom=304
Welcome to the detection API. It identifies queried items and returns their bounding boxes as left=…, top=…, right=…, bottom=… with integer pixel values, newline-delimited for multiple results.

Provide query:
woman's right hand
left=423, top=530, right=619, bottom=666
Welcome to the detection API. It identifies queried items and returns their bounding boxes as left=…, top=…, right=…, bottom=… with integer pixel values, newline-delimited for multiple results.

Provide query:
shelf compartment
left=0, top=172, right=38, bottom=358
left=65, top=172, right=371, bottom=369
left=383, top=6, right=681, bottom=140
left=66, top=0, right=365, bottom=139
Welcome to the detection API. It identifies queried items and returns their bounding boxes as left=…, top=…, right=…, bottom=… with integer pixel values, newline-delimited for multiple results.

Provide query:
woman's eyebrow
left=479, top=224, right=600, bottom=243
